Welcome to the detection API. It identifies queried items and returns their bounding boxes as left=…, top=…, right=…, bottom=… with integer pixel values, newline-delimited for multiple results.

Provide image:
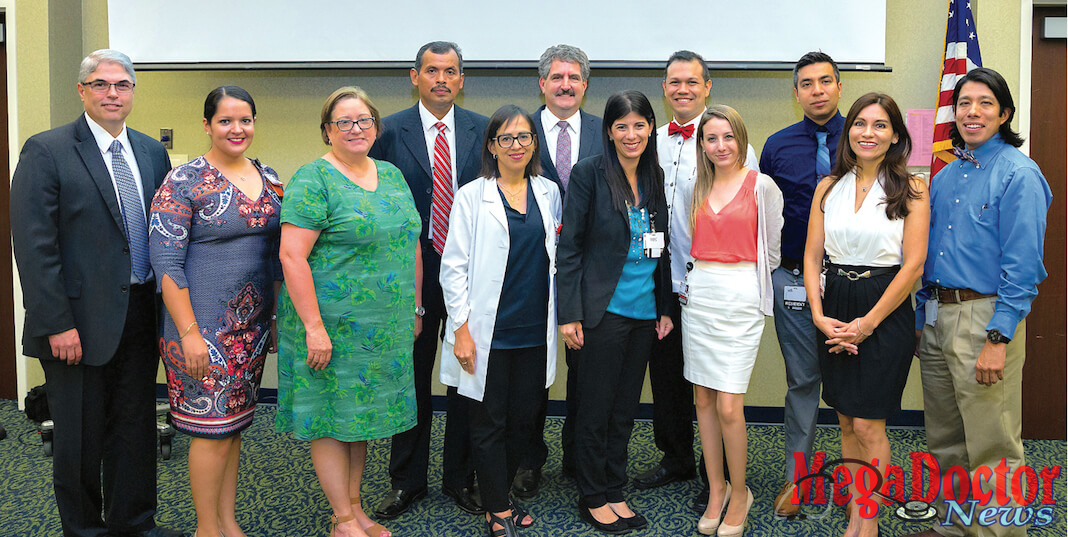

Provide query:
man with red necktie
left=369, top=40, right=490, bottom=520
left=642, top=50, right=758, bottom=510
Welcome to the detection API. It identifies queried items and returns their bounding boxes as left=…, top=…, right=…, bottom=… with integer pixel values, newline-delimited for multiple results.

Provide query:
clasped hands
left=815, top=315, right=870, bottom=355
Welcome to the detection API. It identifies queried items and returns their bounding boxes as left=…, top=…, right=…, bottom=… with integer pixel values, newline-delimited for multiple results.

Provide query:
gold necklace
left=499, top=181, right=526, bottom=204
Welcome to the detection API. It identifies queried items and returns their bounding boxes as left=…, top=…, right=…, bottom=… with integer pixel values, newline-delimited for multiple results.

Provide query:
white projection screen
left=108, top=0, right=887, bottom=68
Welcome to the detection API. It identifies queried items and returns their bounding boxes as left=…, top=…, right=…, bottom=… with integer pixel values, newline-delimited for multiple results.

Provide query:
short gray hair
left=415, top=41, right=463, bottom=73
left=538, top=44, right=590, bottom=81
left=78, top=49, right=136, bottom=84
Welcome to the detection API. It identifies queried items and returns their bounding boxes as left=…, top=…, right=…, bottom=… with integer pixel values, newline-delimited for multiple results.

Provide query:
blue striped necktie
left=815, top=130, right=830, bottom=178
left=110, top=140, right=150, bottom=282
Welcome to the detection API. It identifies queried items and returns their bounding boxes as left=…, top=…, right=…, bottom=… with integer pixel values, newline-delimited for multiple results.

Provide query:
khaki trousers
left=918, top=297, right=1027, bottom=537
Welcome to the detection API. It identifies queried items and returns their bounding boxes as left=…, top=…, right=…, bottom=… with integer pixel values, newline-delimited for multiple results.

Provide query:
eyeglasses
left=329, top=117, right=376, bottom=131
left=494, top=132, right=535, bottom=148
left=82, top=80, right=135, bottom=94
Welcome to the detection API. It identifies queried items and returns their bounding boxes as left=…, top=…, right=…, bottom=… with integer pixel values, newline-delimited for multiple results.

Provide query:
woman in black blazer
left=557, top=90, right=674, bottom=534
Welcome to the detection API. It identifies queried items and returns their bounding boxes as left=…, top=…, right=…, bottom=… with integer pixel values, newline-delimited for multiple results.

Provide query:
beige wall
left=12, top=1, right=1028, bottom=410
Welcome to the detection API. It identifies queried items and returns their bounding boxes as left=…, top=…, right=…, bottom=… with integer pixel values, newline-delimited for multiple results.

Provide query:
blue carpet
left=0, top=399, right=1063, bottom=536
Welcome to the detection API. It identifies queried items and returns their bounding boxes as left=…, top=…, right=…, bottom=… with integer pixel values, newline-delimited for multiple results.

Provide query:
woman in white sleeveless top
left=803, top=93, right=929, bottom=537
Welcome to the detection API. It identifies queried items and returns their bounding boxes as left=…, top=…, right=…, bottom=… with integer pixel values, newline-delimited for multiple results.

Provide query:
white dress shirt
left=540, top=108, right=582, bottom=167
left=657, top=111, right=760, bottom=293
left=84, top=113, right=150, bottom=283
left=418, top=101, right=458, bottom=241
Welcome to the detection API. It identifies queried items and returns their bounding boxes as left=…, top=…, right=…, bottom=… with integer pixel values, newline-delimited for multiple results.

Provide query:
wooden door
left=1022, top=5, right=1066, bottom=440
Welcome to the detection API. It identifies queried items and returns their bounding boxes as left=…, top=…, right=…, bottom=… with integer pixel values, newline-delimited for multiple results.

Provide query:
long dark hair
left=948, top=67, right=1024, bottom=148
left=823, top=92, right=919, bottom=220
left=479, top=105, right=541, bottom=179
left=600, top=90, right=664, bottom=212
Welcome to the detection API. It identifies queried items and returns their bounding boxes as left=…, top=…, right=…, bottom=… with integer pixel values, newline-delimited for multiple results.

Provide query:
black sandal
left=487, top=510, right=520, bottom=537
left=510, top=498, right=534, bottom=528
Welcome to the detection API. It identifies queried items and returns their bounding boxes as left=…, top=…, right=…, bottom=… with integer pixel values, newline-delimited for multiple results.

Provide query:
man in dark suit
left=10, top=49, right=179, bottom=537
left=369, top=41, right=490, bottom=519
left=513, top=43, right=603, bottom=499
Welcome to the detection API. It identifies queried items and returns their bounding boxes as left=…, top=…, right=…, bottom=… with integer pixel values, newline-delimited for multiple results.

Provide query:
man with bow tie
left=906, top=67, right=1050, bottom=537
left=635, top=50, right=758, bottom=504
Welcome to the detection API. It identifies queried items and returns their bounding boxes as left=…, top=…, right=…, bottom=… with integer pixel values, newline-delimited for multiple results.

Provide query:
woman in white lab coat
left=438, top=105, right=561, bottom=537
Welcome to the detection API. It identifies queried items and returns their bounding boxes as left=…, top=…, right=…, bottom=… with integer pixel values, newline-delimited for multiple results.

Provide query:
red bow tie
left=668, top=121, right=694, bottom=139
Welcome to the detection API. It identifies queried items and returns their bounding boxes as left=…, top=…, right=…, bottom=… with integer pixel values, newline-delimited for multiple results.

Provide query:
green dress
left=276, top=158, right=420, bottom=441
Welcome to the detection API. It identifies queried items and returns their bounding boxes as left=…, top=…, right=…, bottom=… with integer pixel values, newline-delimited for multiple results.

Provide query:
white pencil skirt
left=681, top=260, right=764, bottom=394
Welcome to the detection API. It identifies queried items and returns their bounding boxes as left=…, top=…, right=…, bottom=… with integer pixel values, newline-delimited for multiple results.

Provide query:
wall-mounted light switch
left=160, top=128, right=173, bottom=149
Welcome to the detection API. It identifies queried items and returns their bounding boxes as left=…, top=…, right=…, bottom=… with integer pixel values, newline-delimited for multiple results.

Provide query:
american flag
left=932, top=0, right=983, bottom=176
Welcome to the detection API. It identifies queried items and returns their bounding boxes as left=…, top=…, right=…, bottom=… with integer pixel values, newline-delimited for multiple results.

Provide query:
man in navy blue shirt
left=758, top=51, right=845, bottom=516
left=906, top=68, right=1050, bottom=537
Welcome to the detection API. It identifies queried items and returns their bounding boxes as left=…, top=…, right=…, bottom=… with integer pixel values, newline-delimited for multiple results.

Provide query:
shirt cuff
left=986, top=310, right=1020, bottom=340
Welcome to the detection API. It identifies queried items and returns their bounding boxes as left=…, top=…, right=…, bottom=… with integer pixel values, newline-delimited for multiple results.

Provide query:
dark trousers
left=469, top=346, right=547, bottom=513
left=40, top=284, right=158, bottom=537
left=388, top=249, right=474, bottom=491
left=524, top=346, right=577, bottom=473
left=574, top=313, right=656, bottom=507
left=647, top=300, right=697, bottom=475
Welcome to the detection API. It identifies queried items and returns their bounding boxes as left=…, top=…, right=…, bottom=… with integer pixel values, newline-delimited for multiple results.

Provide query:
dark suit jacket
left=369, top=103, right=490, bottom=247
left=556, top=154, right=673, bottom=330
left=533, top=106, right=603, bottom=193
left=10, top=115, right=171, bottom=366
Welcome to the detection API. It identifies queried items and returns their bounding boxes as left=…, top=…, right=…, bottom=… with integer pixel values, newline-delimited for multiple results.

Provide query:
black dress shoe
left=135, top=527, right=186, bottom=537
left=511, top=467, right=541, bottom=499
left=692, top=481, right=711, bottom=514
left=443, top=484, right=484, bottom=515
left=617, top=511, right=648, bottom=530
left=373, top=486, right=428, bottom=520
left=577, top=504, right=631, bottom=535
left=633, top=464, right=696, bottom=490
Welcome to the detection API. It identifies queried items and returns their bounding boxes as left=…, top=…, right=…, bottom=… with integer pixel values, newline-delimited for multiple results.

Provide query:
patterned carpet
left=0, top=398, right=1064, bottom=536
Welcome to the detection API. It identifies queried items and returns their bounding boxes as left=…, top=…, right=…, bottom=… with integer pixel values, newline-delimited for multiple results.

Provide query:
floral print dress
left=149, top=156, right=283, bottom=438
left=275, top=158, right=420, bottom=442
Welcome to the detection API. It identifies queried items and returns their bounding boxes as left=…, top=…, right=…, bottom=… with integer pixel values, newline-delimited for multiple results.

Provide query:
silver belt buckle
left=837, top=268, right=870, bottom=281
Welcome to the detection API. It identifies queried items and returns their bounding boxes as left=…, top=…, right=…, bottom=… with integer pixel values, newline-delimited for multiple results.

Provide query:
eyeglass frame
left=327, top=117, right=376, bottom=132
left=493, top=132, right=536, bottom=148
left=81, top=79, right=136, bottom=94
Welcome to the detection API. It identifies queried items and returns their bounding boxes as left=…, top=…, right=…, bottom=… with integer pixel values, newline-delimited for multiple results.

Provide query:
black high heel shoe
left=487, top=510, right=520, bottom=537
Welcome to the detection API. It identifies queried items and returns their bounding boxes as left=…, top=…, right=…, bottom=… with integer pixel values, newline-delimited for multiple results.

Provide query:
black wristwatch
left=987, top=329, right=1011, bottom=344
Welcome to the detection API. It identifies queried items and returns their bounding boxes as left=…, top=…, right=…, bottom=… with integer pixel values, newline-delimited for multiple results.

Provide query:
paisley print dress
left=149, top=156, right=283, bottom=438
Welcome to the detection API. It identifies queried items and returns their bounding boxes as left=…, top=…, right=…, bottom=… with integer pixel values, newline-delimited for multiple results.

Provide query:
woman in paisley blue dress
left=276, top=86, right=421, bottom=537
left=149, top=86, right=283, bottom=537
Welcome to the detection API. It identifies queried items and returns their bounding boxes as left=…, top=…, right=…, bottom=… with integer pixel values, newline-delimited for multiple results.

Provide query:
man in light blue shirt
left=909, top=67, right=1051, bottom=537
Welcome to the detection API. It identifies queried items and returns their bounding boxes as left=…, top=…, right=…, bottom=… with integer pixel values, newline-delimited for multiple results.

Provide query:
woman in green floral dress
left=277, top=87, right=422, bottom=537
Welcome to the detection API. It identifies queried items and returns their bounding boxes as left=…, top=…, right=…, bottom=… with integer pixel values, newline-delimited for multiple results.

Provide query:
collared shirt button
left=963, top=174, right=968, bottom=178
left=948, top=225, right=952, bottom=229
left=939, top=251, right=944, bottom=256
left=955, top=199, right=960, bottom=203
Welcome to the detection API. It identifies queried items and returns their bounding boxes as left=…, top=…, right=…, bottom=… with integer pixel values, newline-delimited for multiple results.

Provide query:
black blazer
left=369, top=103, right=490, bottom=247
left=556, top=154, right=673, bottom=330
left=533, top=106, right=603, bottom=194
left=10, top=116, right=171, bottom=365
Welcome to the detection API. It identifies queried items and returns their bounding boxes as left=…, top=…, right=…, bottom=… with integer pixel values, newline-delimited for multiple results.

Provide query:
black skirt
left=819, top=264, right=914, bottom=419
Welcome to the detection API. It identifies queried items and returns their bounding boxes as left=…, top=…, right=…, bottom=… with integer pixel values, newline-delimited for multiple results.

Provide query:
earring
left=493, top=154, right=498, bottom=160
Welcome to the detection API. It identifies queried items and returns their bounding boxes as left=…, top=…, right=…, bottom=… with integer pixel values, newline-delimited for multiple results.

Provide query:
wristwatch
left=986, top=329, right=1011, bottom=344
left=414, top=305, right=426, bottom=318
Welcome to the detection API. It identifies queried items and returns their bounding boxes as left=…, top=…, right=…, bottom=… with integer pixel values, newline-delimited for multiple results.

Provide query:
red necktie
left=668, top=121, right=694, bottom=139
left=431, top=122, right=453, bottom=255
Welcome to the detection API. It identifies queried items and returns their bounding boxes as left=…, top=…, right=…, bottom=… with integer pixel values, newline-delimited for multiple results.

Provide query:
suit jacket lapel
left=74, top=118, right=125, bottom=232
left=400, top=106, right=433, bottom=180
left=453, top=108, right=478, bottom=184
left=534, top=107, right=559, bottom=183
left=128, top=132, right=157, bottom=213
left=578, top=110, right=600, bottom=160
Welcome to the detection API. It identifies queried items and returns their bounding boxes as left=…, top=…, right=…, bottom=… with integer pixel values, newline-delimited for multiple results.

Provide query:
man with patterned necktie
left=10, top=49, right=179, bottom=537
left=758, top=50, right=844, bottom=516
left=369, top=40, right=490, bottom=519
left=906, top=67, right=1050, bottom=537
left=516, top=43, right=603, bottom=499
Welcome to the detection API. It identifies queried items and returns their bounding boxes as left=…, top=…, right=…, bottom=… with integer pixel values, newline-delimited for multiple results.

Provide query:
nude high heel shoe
left=696, top=482, right=731, bottom=535
left=716, top=486, right=753, bottom=537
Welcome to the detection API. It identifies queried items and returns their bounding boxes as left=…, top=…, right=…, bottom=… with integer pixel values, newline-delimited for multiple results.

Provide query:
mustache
left=554, top=89, right=576, bottom=97
left=434, top=84, right=452, bottom=93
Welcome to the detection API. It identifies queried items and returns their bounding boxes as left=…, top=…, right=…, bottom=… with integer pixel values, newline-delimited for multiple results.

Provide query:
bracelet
left=180, top=321, right=198, bottom=338
left=858, top=319, right=873, bottom=337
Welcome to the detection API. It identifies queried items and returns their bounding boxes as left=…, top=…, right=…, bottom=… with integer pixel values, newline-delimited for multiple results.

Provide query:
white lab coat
left=439, top=175, right=561, bottom=401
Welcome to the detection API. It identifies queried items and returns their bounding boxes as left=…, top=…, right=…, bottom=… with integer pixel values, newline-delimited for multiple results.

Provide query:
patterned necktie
left=431, top=122, right=453, bottom=255
left=815, top=130, right=830, bottom=178
left=951, top=146, right=981, bottom=167
left=556, top=121, right=572, bottom=191
left=110, top=140, right=150, bottom=282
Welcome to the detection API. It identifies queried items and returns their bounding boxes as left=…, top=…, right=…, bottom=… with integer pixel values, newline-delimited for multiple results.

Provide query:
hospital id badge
left=783, top=285, right=807, bottom=311
left=643, top=232, right=664, bottom=258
